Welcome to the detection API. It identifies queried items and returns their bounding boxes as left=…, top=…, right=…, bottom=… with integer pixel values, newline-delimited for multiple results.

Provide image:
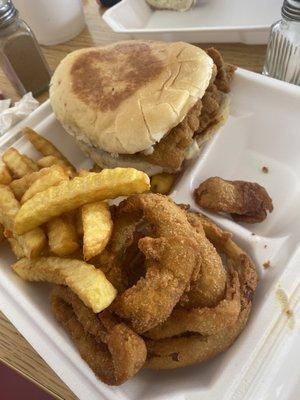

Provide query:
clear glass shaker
left=0, top=0, right=51, bottom=96
left=263, top=0, right=300, bottom=85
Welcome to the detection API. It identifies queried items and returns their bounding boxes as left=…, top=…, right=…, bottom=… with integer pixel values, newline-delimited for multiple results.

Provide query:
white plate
left=0, top=69, right=300, bottom=400
left=103, top=0, right=282, bottom=44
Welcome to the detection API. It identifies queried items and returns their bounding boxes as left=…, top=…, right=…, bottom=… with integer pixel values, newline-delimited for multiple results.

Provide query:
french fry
left=82, top=201, right=112, bottom=260
left=150, top=173, right=176, bottom=195
left=10, top=165, right=67, bottom=200
left=47, top=214, right=79, bottom=256
left=8, top=238, right=25, bottom=259
left=0, top=223, right=5, bottom=242
left=15, top=168, right=150, bottom=234
left=2, top=148, right=35, bottom=177
left=0, top=185, right=46, bottom=258
left=21, top=166, right=69, bottom=204
left=12, top=257, right=117, bottom=313
left=22, top=154, right=39, bottom=171
left=37, top=155, right=75, bottom=177
left=23, top=127, right=75, bottom=173
left=0, top=165, right=12, bottom=184
left=76, top=210, right=83, bottom=236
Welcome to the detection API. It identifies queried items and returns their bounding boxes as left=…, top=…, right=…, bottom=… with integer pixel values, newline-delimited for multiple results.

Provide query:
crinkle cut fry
left=145, top=212, right=258, bottom=369
left=51, top=286, right=147, bottom=385
left=112, top=194, right=202, bottom=333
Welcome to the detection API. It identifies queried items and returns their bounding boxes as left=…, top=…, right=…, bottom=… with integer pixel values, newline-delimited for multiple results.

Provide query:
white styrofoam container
left=102, top=0, right=282, bottom=44
left=0, top=68, right=300, bottom=400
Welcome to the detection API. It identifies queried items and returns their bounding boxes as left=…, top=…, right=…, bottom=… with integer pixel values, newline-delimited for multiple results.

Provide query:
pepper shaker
left=263, top=0, right=300, bottom=85
left=0, top=0, right=51, bottom=96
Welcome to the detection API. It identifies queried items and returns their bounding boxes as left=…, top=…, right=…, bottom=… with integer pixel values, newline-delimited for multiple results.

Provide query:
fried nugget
left=194, top=177, right=273, bottom=223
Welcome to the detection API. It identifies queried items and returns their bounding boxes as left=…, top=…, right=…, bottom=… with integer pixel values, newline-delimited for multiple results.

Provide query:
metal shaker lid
left=282, top=0, right=300, bottom=21
left=0, top=0, right=17, bottom=28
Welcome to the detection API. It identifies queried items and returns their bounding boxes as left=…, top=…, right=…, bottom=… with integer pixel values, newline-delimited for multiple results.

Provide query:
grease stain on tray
left=276, top=288, right=295, bottom=330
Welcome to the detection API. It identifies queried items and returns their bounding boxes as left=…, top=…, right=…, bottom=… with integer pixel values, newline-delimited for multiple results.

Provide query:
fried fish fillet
left=145, top=305, right=251, bottom=369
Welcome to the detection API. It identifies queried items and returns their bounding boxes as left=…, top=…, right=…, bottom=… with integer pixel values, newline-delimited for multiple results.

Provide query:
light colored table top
left=0, top=1, right=267, bottom=398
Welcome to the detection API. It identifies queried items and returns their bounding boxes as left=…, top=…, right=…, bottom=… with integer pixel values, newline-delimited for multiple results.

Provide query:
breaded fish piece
left=52, top=286, right=146, bottom=385
left=146, top=305, right=251, bottom=369
left=179, top=211, right=227, bottom=308
left=145, top=213, right=258, bottom=369
left=112, top=194, right=202, bottom=333
left=194, top=177, right=273, bottom=223
left=145, top=271, right=240, bottom=339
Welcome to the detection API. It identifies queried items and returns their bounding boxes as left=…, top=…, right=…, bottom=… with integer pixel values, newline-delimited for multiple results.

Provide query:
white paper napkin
left=0, top=93, right=39, bottom=136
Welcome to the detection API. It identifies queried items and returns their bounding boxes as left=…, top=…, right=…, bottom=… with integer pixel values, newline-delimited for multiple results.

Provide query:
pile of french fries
left=0, top=128, right=150, bottom=313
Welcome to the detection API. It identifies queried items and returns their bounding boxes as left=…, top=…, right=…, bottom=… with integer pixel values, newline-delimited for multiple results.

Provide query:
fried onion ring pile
left=52, top=194, right=258, bottom=384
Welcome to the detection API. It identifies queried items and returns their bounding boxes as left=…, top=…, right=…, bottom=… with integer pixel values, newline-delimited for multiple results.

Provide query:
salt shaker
left=0, top=0, right=51, bottom=96
left=263, top=0, right=300, bottom=85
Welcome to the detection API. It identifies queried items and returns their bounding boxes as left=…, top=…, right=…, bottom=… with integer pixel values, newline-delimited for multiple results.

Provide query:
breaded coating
left=142, top=100, right=202, bottom=170
left=114, top=235, right=200, bottom=333
left=179, top=211, right=227, bottom=308
left=52, top=286, right=146, bottom=385
left=146, top=306, right=250, bottom=369
left=194, top=177, right=273, bottom=223
left=145, top=213, right=258, bottom=369
left=145, top=271, right=240, bottom=339
left=206, top=47, right=236, bottom=93
left=113, top=194, right=201, bottom=333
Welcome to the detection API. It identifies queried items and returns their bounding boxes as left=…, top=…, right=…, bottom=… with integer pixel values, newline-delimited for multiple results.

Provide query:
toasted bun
left=77, top=95, right=230, bottom=177
left=50, top=41, right=214, bottom=155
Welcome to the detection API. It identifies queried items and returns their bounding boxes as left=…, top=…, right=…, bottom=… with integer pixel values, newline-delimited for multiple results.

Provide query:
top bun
left=50, top=41, right=214, bottom=154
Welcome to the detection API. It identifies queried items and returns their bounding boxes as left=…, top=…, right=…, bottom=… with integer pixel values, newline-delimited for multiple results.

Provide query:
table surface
left=0, top=1, right=267, bottom=399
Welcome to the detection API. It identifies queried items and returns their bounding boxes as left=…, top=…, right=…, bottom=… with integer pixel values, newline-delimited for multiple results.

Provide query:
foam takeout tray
left=0, top=68, right=299, bottom=400
left=102, top=0, right=282, bottom=44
